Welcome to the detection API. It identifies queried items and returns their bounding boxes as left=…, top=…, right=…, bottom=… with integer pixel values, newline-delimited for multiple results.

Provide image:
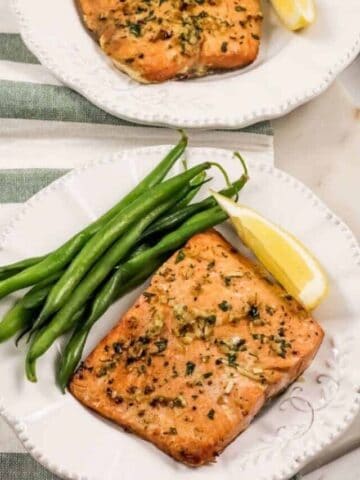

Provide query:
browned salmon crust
left=70, top=230, right=324, bottom=466
left=78, top=0, right=262, bottom=83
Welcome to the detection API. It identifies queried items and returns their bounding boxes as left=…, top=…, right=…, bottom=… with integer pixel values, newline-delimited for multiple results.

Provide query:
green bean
left=0, top=256, right=45, bottom=281
left=143, top=155, right=248, bottom=240
left=55, top=243, right=154, bottom=388
left=169, top=171, right=207, bottom=211
left=0, top=271, right=18, bottom=282
left=15, top=323, right=35, bottom=347
left=0, top=271, right=64, bottom=342
left=0, top=234, right=89, bottom=300
left=87, top=256, right=165, bottom=334
left=0, top=133, right=188, bottom=298
left=141, top=176, right=247, bottom=241
left=125, top=242, right=149, bottom=259
left=21, top=285, right=53, bottom=311
left=31, top=185, right=189, bottom=335
left=57, top=255, right=165, bottom=392
left=25, top=306, right=86, bottom=381
left=18, top=274, right=65, bottom=343
left=35, top=162, right=210, bottom=327
left=0, top=271, right=20, bottom=282
left=26, top=270, right=66, bottom=292
left=0, top=302, right=35, bottom=343
left=109, top=206, right=228, bottom=284
left=0, top=288, right=51, bottom=343
left=81, top=130, right=187, bottom=236
left=23, top=248, right=144, bottom=343
left=25, top=186, right=198, bottom=381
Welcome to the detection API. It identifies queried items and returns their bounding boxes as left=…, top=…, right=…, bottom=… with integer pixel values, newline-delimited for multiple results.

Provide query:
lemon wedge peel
left=211, top=191, right=328, bottom=310
left=270, top=0, right=316, bottom=31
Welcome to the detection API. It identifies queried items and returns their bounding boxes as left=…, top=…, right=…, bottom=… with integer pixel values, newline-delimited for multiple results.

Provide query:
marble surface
left=274, top=81, right=360, bottom=240
left=274, top=78, right=360, bottom=478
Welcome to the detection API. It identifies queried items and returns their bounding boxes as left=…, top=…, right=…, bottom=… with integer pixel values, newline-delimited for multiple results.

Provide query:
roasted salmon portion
left=78, top=0, right=262, bottom=83
left=70, top=230, right=324, bottom=466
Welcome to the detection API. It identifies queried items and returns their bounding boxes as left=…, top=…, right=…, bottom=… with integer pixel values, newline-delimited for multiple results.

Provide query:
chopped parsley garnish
left=173, top=396, right=187, bottom=408
left=143, top=291, right=156, bottom=302
left=272, top=336, right=292, bottom=358
left=207, top=260, right=215, bottom=270
left=218, top=300, right=232, bottom=312
left=113, top=342, right=123, bottom=354
left=127, top=21, right=142, bottom=37
left=203, top=372, right=213, bottom=379
left=154, top=338, right=168, bottom=353
left=221, top=41, right=228, bottom=53
left=232, top=338, right=246, bottom=350
left=248, top=304, right=260, bottom=319
left=278, top=327, right=285, bottom=337
left=175, top=250, right=186, bottom=263
left=207, top=408, right=215, bottom=420
left=201, top=354, right=210, bottom=363
left=139, top=335, right=151, bottom=345
left=252, top=333, right=265, bottom=344
left=227, top=353, right=238, bottom=367
left=205, top=314, right=217, bottom=325
left=185, top=361, right=196, bottom=376
left=144, top=385, right=154, bottom=395
left=223, top=273, right=243, bottom=286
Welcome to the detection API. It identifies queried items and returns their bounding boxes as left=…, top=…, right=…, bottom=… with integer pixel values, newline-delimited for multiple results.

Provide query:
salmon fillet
left=78, top=0, right=262, bottom=83
left=70, top=230, right=324, bottom=466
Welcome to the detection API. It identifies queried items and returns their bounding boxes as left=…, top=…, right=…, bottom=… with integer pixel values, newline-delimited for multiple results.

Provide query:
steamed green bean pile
left=0, top=132, right=249, bottom=391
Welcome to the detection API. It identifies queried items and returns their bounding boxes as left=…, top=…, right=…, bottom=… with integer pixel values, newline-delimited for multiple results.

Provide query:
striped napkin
left=0, top=0, right=275, bottom=478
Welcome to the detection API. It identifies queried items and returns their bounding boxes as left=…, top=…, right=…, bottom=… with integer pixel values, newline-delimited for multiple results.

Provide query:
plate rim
left=11, top=0, right=360, bottom=129
left=0, top=146, right=359, bottom=480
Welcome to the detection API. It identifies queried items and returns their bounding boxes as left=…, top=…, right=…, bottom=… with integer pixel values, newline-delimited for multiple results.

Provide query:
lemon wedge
left=212, top=192, right=328, bottom=310
left=270, top=0, right=316, bottom=31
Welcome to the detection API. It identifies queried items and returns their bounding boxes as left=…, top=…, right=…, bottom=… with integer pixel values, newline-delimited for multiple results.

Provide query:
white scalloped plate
left=12, top=0, right=360, bottom=128
left=0, top=146, right=359, bottom=480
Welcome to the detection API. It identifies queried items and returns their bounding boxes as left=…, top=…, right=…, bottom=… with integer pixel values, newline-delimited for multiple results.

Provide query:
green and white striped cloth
left=0, top=0, right=275, bottom=478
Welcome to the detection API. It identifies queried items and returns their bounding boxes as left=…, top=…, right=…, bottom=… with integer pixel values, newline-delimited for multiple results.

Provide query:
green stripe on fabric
left=0, top=453, right=60, bottom=480
left=0, top=169, right=67, bottom=203
left=0, top=80, right=145, bottom=126
left=235, top=120, right=273, bottom=136
left=0, top=34, right=39, bottom=64
left=0, top=80, right=272, bottom=134
left=0, top=453, right=301, bottom=479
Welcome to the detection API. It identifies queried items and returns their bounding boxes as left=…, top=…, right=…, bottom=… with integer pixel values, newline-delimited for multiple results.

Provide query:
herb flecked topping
left=207, top=408, right=215, bottom=420
left=175, top=250, right=186, bottom=263
left=185, top=361, right=196, bottom=376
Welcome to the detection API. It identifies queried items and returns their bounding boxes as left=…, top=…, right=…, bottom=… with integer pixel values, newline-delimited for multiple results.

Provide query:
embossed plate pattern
left=0, top=147, right=359, bottom=480
left=11, top=0, right=360, bottom=128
